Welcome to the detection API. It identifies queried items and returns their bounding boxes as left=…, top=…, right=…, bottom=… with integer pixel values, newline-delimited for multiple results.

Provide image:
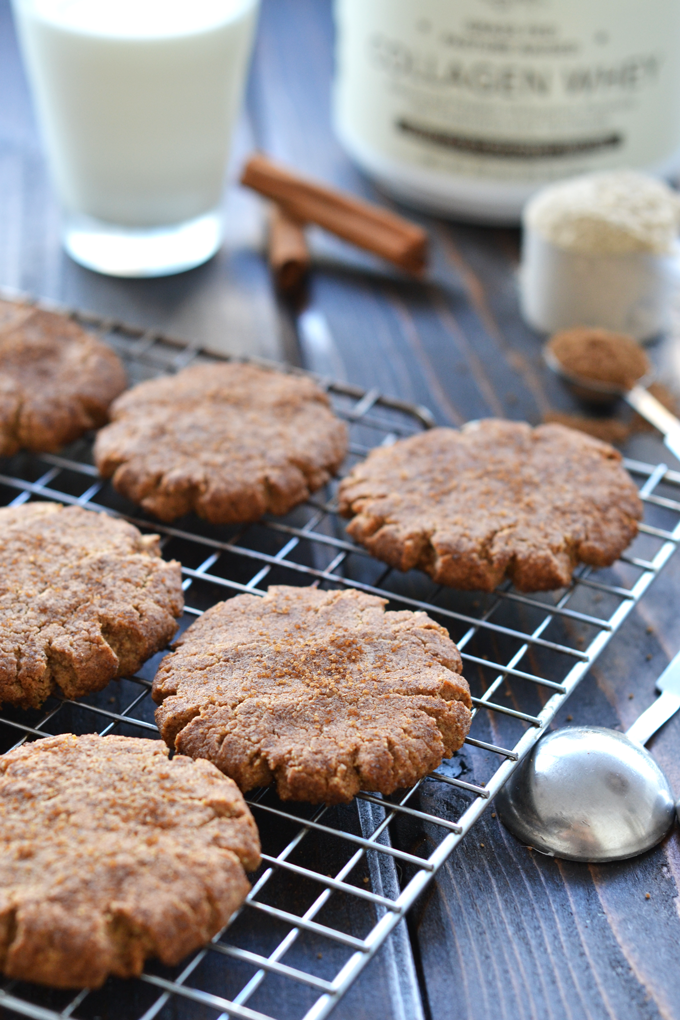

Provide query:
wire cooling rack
left=1, top=294, right=680, bottom=1020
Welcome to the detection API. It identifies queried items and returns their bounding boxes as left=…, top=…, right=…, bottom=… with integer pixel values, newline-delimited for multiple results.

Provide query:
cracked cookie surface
left=0, top=502, right=184, bottom=707
left=94, top=362, right=348, bottom=523
left=0, top=733, right=260, bottom=988
left=0, top=299, right=126, bottom=456
left=338, top=420, right=643, bottom=592
left=153, top=585, right=472, bottom=805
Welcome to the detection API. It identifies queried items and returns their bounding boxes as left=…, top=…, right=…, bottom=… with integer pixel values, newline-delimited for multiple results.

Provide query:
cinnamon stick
left=242, top=153, right=428, bottom=275
left=268, top=202, right=309, bottom=295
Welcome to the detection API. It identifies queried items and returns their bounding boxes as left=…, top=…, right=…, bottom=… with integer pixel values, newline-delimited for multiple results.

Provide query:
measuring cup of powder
left=520, top=172, right=680, bottom=341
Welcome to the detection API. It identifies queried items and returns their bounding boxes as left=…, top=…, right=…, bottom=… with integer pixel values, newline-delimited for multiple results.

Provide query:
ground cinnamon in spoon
left=546, top=327, right=650, bottom=390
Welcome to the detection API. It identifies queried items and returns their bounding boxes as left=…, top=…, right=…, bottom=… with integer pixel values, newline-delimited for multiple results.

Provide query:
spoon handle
left=626, top=691, right=680, bottom=746
left=626, top=648, right=680, bottom=745
left=625, top=385, right=680, bottom=461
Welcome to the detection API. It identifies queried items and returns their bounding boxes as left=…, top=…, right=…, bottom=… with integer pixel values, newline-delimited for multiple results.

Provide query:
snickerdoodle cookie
left=338, top=419, right=642, bottom=592
left=0, top=502, right=183, bottom=707
left=0, top=299, right=126, bottom=456
left=94, top=362, right=348, bottom=523
left=153, top=585, right=471, bottom=805
left=0, top=733, right=260, bottom=988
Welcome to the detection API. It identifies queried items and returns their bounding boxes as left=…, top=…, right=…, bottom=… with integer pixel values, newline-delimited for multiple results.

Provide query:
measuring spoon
left=495, top=649, right=680, bottom=862
left=544, top=346, right=680, bottom=461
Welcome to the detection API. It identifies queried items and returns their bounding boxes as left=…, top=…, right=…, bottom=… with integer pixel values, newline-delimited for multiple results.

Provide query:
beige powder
left=525, top=171, right=680, bottom=256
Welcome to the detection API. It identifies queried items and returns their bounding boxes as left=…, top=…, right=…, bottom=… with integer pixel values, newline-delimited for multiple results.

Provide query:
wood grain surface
left=1, top=2, right=680, bottom=1019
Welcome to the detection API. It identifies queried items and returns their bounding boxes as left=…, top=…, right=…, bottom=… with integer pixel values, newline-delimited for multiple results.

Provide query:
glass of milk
left=11, top=0, right=260, bottom=276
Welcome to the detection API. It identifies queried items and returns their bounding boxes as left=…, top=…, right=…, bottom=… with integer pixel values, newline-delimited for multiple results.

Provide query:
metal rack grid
left=1, top=294, right=680, bottom=1020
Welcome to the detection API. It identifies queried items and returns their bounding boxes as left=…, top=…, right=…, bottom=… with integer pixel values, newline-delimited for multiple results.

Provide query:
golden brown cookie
left=0, top=299, right=126, bottom=456
left=0, top=733, right=260, bottom=988
left=94, top=362, right=348, bottom=523
left=338, top=420, right=643, bottom=593
left=153, top=585, right=472, bottom=805
left=0, top=502, right=184, bottom=707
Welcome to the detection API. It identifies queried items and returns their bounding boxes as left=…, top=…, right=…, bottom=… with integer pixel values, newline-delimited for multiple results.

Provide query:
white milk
left=12, top=0, right=259, bottom=227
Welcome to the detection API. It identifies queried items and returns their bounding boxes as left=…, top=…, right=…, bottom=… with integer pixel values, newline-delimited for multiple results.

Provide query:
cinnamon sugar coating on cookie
left=338, top=420, right=642, bottom=592
left=0, top=734, right=260, bottom=988
left=94, top=362, right=348, bottom=523
left=153, top=585, right=471, bottom=805
left=0, top=300, right=126, bottom=456
left=0, top=503, right=184, bottom=707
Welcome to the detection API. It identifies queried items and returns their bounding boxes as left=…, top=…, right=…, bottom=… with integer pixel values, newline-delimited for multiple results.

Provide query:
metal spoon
left=544, top=346, right=680, bottom=461
left=495, top=649, right=680, bottom=862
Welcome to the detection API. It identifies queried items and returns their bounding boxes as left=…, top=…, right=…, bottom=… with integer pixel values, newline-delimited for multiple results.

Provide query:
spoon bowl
left=543, top=345, right=655, bottom=407
left=496, top=725, right=676, bottom=862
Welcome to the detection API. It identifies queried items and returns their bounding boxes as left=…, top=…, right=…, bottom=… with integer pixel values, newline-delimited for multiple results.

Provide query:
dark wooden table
left=2, top=2, right=680, bottom=1019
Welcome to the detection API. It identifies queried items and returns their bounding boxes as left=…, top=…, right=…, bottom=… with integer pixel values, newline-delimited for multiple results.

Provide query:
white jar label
left=334, top=0, right=680, bottom=183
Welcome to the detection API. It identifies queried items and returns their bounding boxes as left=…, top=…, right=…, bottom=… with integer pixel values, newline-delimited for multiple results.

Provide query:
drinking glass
left=11, top=0, right=260, bottom=277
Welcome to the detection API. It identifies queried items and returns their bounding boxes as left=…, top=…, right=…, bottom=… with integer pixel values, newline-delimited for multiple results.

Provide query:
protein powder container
left=333, top=0, right=680, bottom=223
